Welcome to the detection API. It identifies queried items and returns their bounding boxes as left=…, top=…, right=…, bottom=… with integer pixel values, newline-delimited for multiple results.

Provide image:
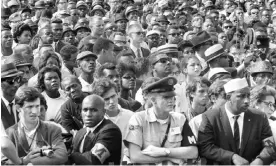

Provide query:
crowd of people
left=1, top=0, right=276, bottom=165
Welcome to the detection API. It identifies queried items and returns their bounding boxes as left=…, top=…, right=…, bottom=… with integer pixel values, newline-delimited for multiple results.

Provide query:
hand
left=232, top=154, right=249, bottom=165
left=142, top=145, right=166, bottom=157
left=250, top=158, right=263, bottom=165
left=168, top=158, right=183, bottom=164
left=244, top=55, right=255, bottom=67
left=22, top=149, right=41, bottom=165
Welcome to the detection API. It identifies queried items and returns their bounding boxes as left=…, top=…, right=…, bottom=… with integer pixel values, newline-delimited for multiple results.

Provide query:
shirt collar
left=20, top=119, right=40, bottom=135
left=2, top=97, right=14, bottom=106
left=85, top=118, right=104, bottom=133
left=225, top=103, right=245, bottom=120
left=105, top=104, right=122, bottom=119
left=130, top=43, right=141, bottom=51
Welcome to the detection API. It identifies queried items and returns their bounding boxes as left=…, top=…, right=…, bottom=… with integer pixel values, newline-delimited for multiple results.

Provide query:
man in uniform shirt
left=70, top=94, right=122, bottom=165
left=124, top=77, right=198, bottom=165
left=198, top=78, right=273, bottom=165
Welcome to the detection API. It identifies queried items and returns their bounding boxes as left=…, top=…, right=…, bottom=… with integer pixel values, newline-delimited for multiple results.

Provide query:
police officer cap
left=142, top=77, right=177, bottom=97
left=77, top=51, right=97, bottom=60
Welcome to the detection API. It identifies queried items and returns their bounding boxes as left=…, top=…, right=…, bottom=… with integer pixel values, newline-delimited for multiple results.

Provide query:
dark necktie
left=137, top=48, right=142, bottom=58
left=9, top=103, right=15, bottom=124
left=233, top=115, right=240, bottom=153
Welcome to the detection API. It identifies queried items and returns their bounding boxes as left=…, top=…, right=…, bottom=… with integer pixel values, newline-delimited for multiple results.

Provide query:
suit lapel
left=220, top=106, right=238, bottom=153
left=239, top=111, right=252, bottom=156
left=36, top=122, right=48, bottom=147
left=73, top=128, right=87, bottom=151
left=1, top=99, right=15, bottom=128
left=17, top=123, right=31, bottom=155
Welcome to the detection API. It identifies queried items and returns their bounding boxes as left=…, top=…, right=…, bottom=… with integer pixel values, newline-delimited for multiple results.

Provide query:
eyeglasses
left=134, top=31, right=144, bottom=35
left=169, top=33, right=180, bottom=37
left=223, top=25, right=233, bottom=29
left=122, top=76, right=136, bottom=80
left=262, top=101, right=276, bottom=110
left=154, top=58, right=172, bottom=64
left=2, top=76, right=22, bottom=85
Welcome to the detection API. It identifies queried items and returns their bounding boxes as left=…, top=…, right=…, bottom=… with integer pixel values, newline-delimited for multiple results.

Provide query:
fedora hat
left=205, top=44, right=225, bottom=62
left=1, top=63, right=23, bottom=78
left=5, top=54, right=32, bottom=67
left=34, top=0, right=45, bottom=9
left=190, top=31, right=212, bottom=47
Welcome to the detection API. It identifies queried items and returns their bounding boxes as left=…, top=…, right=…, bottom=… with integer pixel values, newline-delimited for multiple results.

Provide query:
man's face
left=203, top=21, right=214, bottom=32
left=154, top=95, right=175, bottom=113
left=103, top=69, right=120, bottom=91
left=63, top=31, right=76, bottom=45
left=236, top=9, right=244, bottom=21
left=210, top=13, right=219, bottom=26
left=102, top=88, right=119, bottom=112
left=222, top=23, right=233, bottom=33
left=192, top=16, right=203, bottom=28
left=67, top=3, right=76, bottom=10
left=57, top=0, right=67, bottom=10
left=167, top=28, right=180, bottom=44
left=118, top=55, right=135, bottom=65
left=153, top=56, right=172, bottom=77
left=10, top=5, right=19, bottom=13
left=78, top=56, right=96, bottom=74
left=229, top=87, right=250, bottom=114
left=21, top=12, right=31, bottom=21
left=65, top=52, right=78, bottom=68
left=130, top=26, right=144, bottom=43
left=17, top=66, right=32, bottom=85
left=77, top=5, right=88, bottom=17
left=158, top=31, right=167, bottom=45
left=218, top=33, right=228, bottom=46
left=63, top=79, right=83, bottom=100
left=85, top=0, right=92, bottom=7
left=191, top=83, right=209, bottom=106
left=1, top=30, right=13, bottom=48
left=261, top=10, right=270, bottom=24
left=1, top=76, right=22, bottom=99
left=121, top=70, right=136, bottom=90
left=19, top=98, right=40, bottom=124
left=70, top=9, right=79, bottom=22
left=116, top=20, right=127, bottom=32
left=147, top=34, right=159, bottom=48
left=217, top=54, right=230, bottom=67
left=127, top=11, right=139, bottom=21
left=82, top=98, right=105, bottom=127
left=92, top=20, right=104, bottom=36
left=76, top=28, right=90, bottom=40
left=250, top=9, right=260, bottom=20
left=40, top=28, right=54, bottom=44
left=51, top=23, right=63, bottom=41
left=254, top=73, right=273, bottom=85
left=224, top=0, right=232, bottom=11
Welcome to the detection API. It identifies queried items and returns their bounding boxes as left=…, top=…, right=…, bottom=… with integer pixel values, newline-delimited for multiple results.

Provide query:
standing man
left=1, top=63, right=23, bottom=129
left=128, top=24, right=150, bottom=58
left=198, top=78, right=273, bottom=165
left=115, top=13, right=128, bottom=34
left=51, top=18, right=68, bottom=54
left=70, top=95, right=122, bottom=165
left=77, top=51, right=97, bottom=93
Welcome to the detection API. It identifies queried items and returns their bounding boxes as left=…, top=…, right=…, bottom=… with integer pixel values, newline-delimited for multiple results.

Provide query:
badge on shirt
left=170, top=127, right=181, bottom=135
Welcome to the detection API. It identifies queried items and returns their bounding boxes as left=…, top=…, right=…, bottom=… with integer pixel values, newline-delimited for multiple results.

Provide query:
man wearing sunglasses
left=167, top=25, right=182, bottom=44
left=1, top=63, right=23, bottom=129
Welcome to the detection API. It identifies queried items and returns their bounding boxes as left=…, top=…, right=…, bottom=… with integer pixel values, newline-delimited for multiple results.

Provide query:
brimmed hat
left=34, top=0, right=45, bottom=9
left=205, top=44, right=225, bottom=62
left=77, top=51, right=97, bottom=60
left=20, top=8, right=32, bottom=14
left=5, top=54, right=32, bottom=67
left=142, top=77, right=177, bottom=97
left=9, top=12, right=21, bottom=22
left=62, top=27, right=76, bottom=38
left=114, top=13, right=128, bottom=23
left=149, top=52, right=170, bottom=65
left=74, top=24, right=91, bottom=32
left=224, top=78, right=249, bottom=93
left=158, top=44, right=178, bottom=54
left=7, top=0, right=19, bottom=8
left=204, top=0, right=214, bottom=8
left=156, top=15, right=170, bottom=24
left=250, top=61, right=273, bottom=77
left=272, top=11, right=276, bottom=19
left=92, top=0, right=104, bottom=8
left=76, top=1, right=88, bottom=8
left=146, top=30, right=159, bottom=37
left=125, top=6, right=138, bottom=17
left=208, top=67, right=230, bottom=81
left=190, top=31, right=212, bottom=47
left=90, top=5, right=105, bottom=16
left=59, top=10, right=70, bottom=16
left=1, top=63, right=23, bottom=78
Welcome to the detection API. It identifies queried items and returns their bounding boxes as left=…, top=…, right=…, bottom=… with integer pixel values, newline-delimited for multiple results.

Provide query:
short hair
left=38, top=66, right=62, bottom=91
left=250, top=85, right=276, bottom=107
left=208, top=80, right=227, bottom=98
left=96, top=62, right=117, bottom=78
left=91, top=78, right=118, bottom=97
left=61, top=75, right=81, bottom=89
left=51, top=18, right=63, bottom=24
left=13, top=23, right=33, bottom=43
left=60, top=45, right=78, bottom=61
left=93, top=37, right=114, bottom=54
left=38, top=50, right=61, bottom=70
left=180, top=55, right=200, bottom=69
left=250, top=5, right=259, bottom=13
left=15, top=87, right=43, bottom=107
left=116, top=62, right=137, bottom=77
left=186, top=77, right=211, bottom=101
left=38, top=25, right=52, bottom=37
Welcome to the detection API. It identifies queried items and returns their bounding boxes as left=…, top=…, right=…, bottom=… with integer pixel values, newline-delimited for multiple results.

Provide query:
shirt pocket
left=167, top=133, right=183, bottom=148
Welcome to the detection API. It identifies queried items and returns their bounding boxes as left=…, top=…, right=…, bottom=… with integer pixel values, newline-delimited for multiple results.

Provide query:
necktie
left=137, top=48, right=142, bottom=58
left=233, top=115, right=240, bottom=153
left=80, top=130, right=91, bottom=153
left=9, top=103, right=15, bottom=124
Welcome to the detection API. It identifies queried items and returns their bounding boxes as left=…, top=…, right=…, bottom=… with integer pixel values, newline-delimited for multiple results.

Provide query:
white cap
left=224, top=78, right=249, bottom=93
left=146, top=30, right=160, bottom=37
left=208, top=67, right=230, bottom=80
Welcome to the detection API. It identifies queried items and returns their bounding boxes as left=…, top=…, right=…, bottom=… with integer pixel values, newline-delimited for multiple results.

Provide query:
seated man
left=3, top=87, right=68, bottom=165
left=70, top=95, right=122, bottom=165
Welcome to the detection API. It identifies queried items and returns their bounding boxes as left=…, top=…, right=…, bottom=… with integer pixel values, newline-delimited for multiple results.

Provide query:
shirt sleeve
left=181, top=120, right=197, bottom=146
left=123, top=113, right=143, bottom=148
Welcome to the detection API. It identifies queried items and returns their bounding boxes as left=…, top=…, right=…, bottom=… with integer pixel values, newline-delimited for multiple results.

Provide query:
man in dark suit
left=198, top=78, right=273, bottom=165
left=1, top=63, right=23, bottom=129
left=70, top=95, right=122, bottom=165
left=128, top=24, right=150, bottom=58
left=51, top=18, right=69, bottom=54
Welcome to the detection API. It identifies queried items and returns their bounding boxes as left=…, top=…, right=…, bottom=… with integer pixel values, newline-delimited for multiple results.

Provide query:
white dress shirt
left=225, top=104, right=244, bottom=146
left=129, top=44, right=143, bottom=58
left=2, top=97, right=18, bottom=123
left=78, top=76, right=93, bottom=93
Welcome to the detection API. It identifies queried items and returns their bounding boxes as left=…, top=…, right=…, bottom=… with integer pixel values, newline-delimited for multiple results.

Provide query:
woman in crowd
left=1, top=24, right=13, bottom=57
left=13, top=23, right=33, bottom=46
left=37, top=66, right=67, bottom=123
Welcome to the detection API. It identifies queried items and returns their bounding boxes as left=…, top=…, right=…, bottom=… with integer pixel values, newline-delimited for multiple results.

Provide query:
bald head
left=82, top=94, right=105, bottom=127
left=14, top=44, right=34, bottom=63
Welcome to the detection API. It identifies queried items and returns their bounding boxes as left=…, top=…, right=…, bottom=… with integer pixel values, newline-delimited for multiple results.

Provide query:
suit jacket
left=1, top=99, right=18, bottom=129
left=198, top=105, right=273, bottom=165
left=4, top=120, right=68, bottom=165
left=130, top=47, right=150, bottom=58
left=54, top=40, right=69, bottom=54
left=70, top=119, right=122, bottom=165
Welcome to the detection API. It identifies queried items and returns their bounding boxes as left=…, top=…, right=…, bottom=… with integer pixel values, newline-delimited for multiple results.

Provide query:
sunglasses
left=2, top=76, right=22, bottom=85
left=169, top=33, right=180, bottom=37
left=154, top=57, right=172, bottom=65
left=134, top=31, right=144, bottom=35
left=223, top=26, right=233, bottom=29
left=122, top=76, right=136, bottom=80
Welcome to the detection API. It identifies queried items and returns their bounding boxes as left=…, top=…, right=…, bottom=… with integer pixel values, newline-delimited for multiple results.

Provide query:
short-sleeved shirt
left=124, top=107, right=197, bottom=162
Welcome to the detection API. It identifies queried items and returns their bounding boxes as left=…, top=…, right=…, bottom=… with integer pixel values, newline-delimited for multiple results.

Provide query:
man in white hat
left=198, top=78, right=273, bottom=165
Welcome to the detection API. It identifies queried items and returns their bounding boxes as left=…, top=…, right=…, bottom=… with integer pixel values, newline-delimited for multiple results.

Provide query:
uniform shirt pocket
left=167, top=133, right=183, bottom=148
